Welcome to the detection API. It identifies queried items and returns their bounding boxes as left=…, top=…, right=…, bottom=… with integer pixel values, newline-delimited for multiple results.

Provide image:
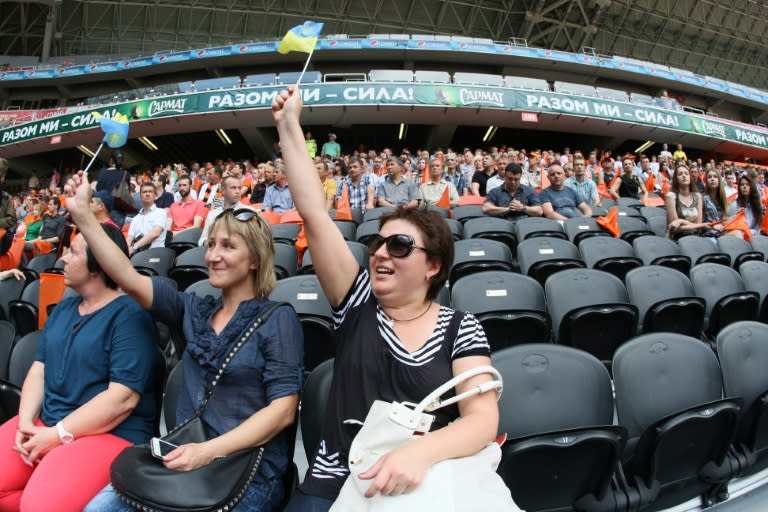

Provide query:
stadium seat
left=9, top=280, right=40, bottom=338
left=273, top=243, right=298, bottom=280
left=462, top=217, right=516, bottom=255
left=546, top=268, right=637, bottom=365
left=185, top=279, right=221, bottom=300
left=427, top=205, right=450, bottom=218
left=0, top=379, right=19, bottom=424
left=689, top=263, right=758, bottom=339
left=613, top=333, right=741, bottom=510
left=130, top=247, right=176, bottom=277
left=452, top=205, right=485, bottom=224
left=639, top=206, right=667, bottom=223
left=749, top=234, right=768, bottom=261
left=563, top=217, right=611, bottom=246
left=739, top=260, right=768, bottom=323
left=168, top=246, right=208, bottom=291
left=579, top=236, right=642, bottom=281
left=617, top=205, right=644, bottom=219
left=616, top=216, right=654, bottom=245
left=451, top=271, right=550, bottom=350
left=514, top=217, right=567, bottom=241
left=355, top=220, right=380, bottom=246
left=300, top=359, right=334, bottom=463
left=450, top=239, right=515, bottom=286
left=617, top=197, right=643, bottom=209
left=24, top=252, right=58, bottom=280
left=0, top=320, right=15, bottom=381
left=717, top=237, right=764, bottom=270
left=166, top=227, right=203, bottom=256
left=493, top=344, right=626, bottom=512
left=517, top=237, right=585, bottom=286
left=271, top=223, right=301, bottom=245
left=162, top=360, right=184, bottom=433
left=678, top=236, right=730, bottom=267
left=0, top=276, right=26, bottom=321
left=269, top=276, right=334, bottom=373
left=332, top=220, right=357, bottom=242
left=362, top=207, right=394, bottom=223
left=646, top=215, right=668, bottom=237
left=7, top=330, right=42, bottom=388
left=301, top=241, right=368, bottom=275
left=633, top=235, right=691, bottom=275
left=443, top=218, right=463, bottom=241
left=625, top=265, right=705, bottom=337
left=717, top=321, right=768, bottom=475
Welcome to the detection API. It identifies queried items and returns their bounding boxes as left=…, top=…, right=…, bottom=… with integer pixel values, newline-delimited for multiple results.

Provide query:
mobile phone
left=150, top=437, right=178, bottom=459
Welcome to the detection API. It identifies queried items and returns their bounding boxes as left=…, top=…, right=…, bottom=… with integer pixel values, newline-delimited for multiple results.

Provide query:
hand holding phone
left=150, top=437, right=178, bottom=459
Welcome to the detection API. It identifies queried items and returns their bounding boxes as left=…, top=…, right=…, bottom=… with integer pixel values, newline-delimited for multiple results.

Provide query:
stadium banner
left=1, top=84, right=767, bottom=149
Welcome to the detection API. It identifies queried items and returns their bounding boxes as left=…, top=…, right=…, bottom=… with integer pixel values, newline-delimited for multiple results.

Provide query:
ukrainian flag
left=278, top=21, right=324, bottom=54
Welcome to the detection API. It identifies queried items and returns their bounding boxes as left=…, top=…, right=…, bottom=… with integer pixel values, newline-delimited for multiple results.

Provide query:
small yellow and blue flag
left=278, top=20, right=324, bottom=54
left=92, top=112, right=129, bottom=148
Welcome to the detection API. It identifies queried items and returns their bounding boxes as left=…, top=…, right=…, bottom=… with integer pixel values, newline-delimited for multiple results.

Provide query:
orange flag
left=660, top=175, right=670, bottom=197
left=596, top=206, right=621, bottom=237
left=761, top=210, right=768, bottom=235
left=722, top=210, right=752, bottom=241
left=335, top=184, right=352, bottom=220
left=421, top=167, right=429, bottom=186
left=645, top=172, right=656, bottom=192
left=436, top=185, right=450, bottom=208
left=538, top=171, right=550, bottom=192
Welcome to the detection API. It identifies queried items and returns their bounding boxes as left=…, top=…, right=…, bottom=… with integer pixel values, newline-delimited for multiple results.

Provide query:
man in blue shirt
left=565, top=156, right=600, bottom=207
left=483, top=163, right=543, bottom=220
left=262, top=163, right=294, bottom=213
left=540, top=164, right=592, bottom=220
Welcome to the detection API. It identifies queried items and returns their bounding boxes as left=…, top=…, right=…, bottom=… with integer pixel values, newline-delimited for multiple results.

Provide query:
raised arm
left=272, top=87, right=358, bottom=306
left=66, top=172, right=154, bottom=308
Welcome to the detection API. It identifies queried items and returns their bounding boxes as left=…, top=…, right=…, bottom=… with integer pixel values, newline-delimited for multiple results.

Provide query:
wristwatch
left=55, top=421, right=75, bottom=444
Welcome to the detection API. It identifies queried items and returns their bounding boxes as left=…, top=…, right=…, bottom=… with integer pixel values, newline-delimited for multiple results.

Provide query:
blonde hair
left=209, top=210, right=276, bottom=298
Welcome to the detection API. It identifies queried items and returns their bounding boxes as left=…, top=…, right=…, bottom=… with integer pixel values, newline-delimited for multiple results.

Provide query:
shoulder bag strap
left=195, top=301, right=289, bottom=412
left=415, top=364, right=503, bottom=414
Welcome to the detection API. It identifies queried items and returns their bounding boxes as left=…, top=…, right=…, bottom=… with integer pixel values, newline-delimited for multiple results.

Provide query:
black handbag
left=110, top=301, right=288, bottom=512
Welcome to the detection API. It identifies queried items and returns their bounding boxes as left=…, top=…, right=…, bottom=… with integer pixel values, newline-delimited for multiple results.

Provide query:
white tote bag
left=330, top=365, right=522, bottom=512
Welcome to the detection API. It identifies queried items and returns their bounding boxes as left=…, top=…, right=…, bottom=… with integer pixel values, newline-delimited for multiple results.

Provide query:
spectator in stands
left=19, top=199, right=43, bottom=241
left=565, top=156, right=600, bottom=207
left=444, top=152, right=468, bottom=195
left=321, top=133, right=341, bottom=159
left=376, top=157, right=419, bottom=208
left=27, top=171, right=40, bottom=191
left=0, top=223, right=159, bottom=512
left=306, top=130, right=317, bottom=159
left=226, top=161, right=252, bottom=199
left=701, top=169, right=728, bottom=235
left=664, top=164, right=706, bottom=239
left=250, top=163, right=274, bottom=205
left=471, top=154, right=495, bottom=196
left=673, top=143, right=687, bottom=162
left=127, top=182, right=167, bottom=254
left=198, top=165, right=223, bottom=209
left=522, top=159, right=542, bottom=189
left=540, top=164, right=592, bottom=220
left=167, top=176, right=206, bottom=234
left=316, top=161, right=337, bottom=211
left=199, top=175, right=251, bottom=245
left=66, top=174, right=302, bottom=512
left=336, top=157, right=374, bottom=222
left=459, top=151, right=475, bottom=182
left=688, top=164, right=706, bottom=193
left=153, top=173, right=174, bottom=208
left=90, top=190, right=119, bottom=229
left=483, top=163, right=543, bottom=220
left=95, top=151, right=130, bottom=227
left=25, top=196, right=65, bottom=255
left=420, top=160, right=460, bottom=207
left=262, top=163, right=294, bottom=214
left=610, top=158, right=647, bottom=201
left=273, top=86, right=501, bottom=512
left=727, top=174, right=762, bottom=237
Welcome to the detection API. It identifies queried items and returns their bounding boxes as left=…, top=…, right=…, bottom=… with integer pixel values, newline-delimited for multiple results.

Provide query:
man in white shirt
left=127, top=182, right=167, bottom=255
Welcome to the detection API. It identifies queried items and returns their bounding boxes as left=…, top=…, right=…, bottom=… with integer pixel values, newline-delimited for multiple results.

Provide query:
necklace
left=387, top=301, right=432, bottom=323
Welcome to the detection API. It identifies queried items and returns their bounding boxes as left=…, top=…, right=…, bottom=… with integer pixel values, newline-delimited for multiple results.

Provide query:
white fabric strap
left=415, top=365, right=503, bottom=413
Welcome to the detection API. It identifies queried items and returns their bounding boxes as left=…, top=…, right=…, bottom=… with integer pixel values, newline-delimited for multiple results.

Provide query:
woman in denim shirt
left=64, top=172, right=304, bottom=512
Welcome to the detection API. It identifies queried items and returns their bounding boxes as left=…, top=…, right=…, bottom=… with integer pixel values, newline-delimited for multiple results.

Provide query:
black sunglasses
left=367, top=234, right=427, bottom=258
left=222, top=208, right=261, bottom=223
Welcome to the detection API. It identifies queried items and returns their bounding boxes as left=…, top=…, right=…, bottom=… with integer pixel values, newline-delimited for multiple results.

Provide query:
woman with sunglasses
left=274, top=87, right=502, bottom=512
left=61, top=174, right=304, bottom=512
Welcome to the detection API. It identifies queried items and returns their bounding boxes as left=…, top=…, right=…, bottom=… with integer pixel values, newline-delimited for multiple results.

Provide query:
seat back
left=579, top=236, right=641, bottom=281
left=717, top=237, right=764, bottom=270
left=130, top=247, right=177, bottom=277
left=302, top=241, right=368, bottom=275
left=355, top=220, right=380, bottom=245
left=332, top=220, right=358, bottom=241
left=739, top=261, right=768, bottom=322
left=451, top=271, right=549, bottom=350
left=625, top=266, right=704, bottom=337
left=617, top=216, right=654, bottom=244
left=717, top=321, right=768, bottom=458
left=163, top=360, right=184, bottom=433
left=301, top=359, right=334, bottom=461
left=0, top=277, right=25, bottom=320
left=749, top=235, right=768, bottom=261
left=493, top=345, right=624, bottom=511
left=690, top=263, right=758, bottom=337
left=362, top=207, right=395, bottom=223
left=517, top=237, right=585, bottom=286
left=450, top=239, right=514, bottom=286
left=646, top=215, right=669, bottom=237
left=546, top=269, right=637, bottom=363
left=633, top=235, right=690, bottom=274
left=515, top=217, right=566, bottom=241
left=462, top=217, right=516, bottom=255
left=678, top=236, right=730, bottom=267
left=166, top=227, right=203, bottom=255
left=273, top=243, right=299, bottom=280
left=452, top=205, right=485, bottom=224
left=563, top=217, right=611, bottom=246
left=9, top=280, right=40, bottom=338
left=25, top=252, right=58, bottom=278
left=8, top=330, right=42, bottom=387
left=271, top=223, right=301, bottom=245
left=0, top=320, right=15, bottom=380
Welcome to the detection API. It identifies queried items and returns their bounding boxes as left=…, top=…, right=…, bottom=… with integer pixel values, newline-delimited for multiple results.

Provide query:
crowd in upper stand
left=3, top=135, right=768, bottom=270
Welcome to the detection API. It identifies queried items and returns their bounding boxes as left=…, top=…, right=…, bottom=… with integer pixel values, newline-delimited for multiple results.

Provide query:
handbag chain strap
left=195, top=301, right=288, bottom=413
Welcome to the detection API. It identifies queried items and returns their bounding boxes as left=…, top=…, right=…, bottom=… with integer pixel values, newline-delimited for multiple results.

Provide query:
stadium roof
left=1, top=0, right=767, bottom=90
